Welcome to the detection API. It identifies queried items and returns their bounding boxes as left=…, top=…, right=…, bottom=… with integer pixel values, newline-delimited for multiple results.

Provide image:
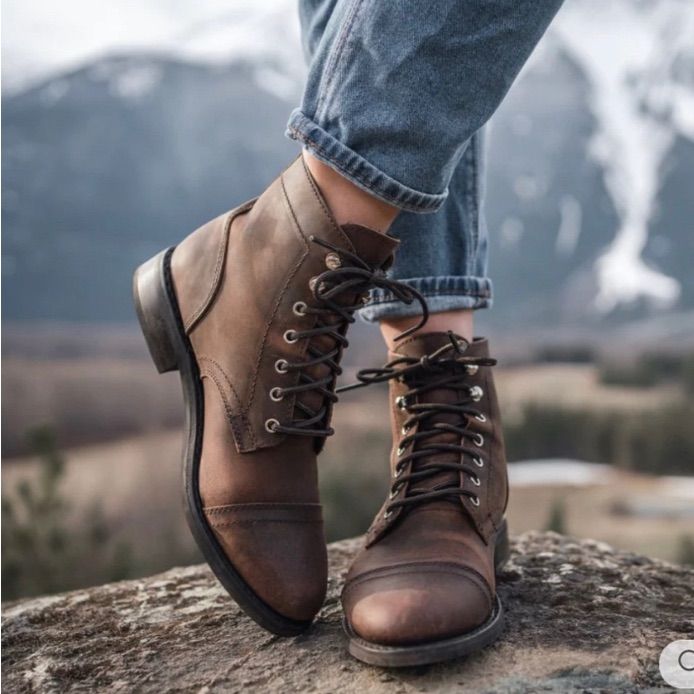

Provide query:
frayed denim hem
left=359, top=275, right=493, bottom=322
left=286, top=110, right=447, bottom=213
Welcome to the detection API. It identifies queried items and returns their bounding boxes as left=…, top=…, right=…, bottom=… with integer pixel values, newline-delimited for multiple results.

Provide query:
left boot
left=341, top=332, right=509, bottom=666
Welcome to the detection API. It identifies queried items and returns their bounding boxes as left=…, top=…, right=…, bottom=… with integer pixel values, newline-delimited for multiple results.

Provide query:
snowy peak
left=551, top=0, right=694, bottom=312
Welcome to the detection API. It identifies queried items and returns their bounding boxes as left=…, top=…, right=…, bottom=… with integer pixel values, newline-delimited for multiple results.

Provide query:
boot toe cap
left=344, top=565, right=493, bottom=646
left=206, top=503, right=328, bottom=623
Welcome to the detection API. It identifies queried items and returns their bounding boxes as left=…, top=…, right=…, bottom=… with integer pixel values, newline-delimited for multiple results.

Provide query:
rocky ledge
left=3, top=532, right=693, bottom=693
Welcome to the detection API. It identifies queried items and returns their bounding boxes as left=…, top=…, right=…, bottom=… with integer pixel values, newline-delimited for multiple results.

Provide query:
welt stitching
left=185, top=214, right=232, bottom=332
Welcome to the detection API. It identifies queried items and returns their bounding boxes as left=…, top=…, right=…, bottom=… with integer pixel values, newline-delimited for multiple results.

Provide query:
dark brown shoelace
left=267, top=236, right=429, bottom=438
left=340, top=333, right=496, bottom=512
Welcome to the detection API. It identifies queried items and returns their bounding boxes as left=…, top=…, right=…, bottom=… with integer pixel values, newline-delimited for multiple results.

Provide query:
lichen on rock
left=3, top=532, right=692, bottom=693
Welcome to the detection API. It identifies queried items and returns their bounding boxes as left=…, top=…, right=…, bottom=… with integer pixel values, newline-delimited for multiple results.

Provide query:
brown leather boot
left=341, top=332, right=509, bottom=666
left=133, top=158, right=425, bottom=635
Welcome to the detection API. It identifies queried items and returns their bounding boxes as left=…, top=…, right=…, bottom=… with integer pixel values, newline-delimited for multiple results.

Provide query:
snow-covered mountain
left=3, top=0, right=693, bottom=327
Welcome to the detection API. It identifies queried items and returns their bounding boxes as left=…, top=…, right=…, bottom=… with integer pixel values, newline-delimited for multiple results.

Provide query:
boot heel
left=133, top=248, right=179, bottom=374
left=494, top=519, right=510, bottom=573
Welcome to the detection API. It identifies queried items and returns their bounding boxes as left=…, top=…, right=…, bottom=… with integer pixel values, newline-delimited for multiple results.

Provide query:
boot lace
left=266, top=236, right=429, bottom=438
left=339, top=332, right=496, bottom=514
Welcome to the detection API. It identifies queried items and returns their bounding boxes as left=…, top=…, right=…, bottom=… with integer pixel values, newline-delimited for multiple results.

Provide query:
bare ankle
left=380, top=310, right=475, bottom=351
left=303, top=150, right=399, bottom=233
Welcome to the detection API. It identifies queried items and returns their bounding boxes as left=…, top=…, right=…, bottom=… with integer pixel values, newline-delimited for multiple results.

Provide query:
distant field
left=4, top=426, right=692, bottom=568
left=2, top=354, right=683, bottom=456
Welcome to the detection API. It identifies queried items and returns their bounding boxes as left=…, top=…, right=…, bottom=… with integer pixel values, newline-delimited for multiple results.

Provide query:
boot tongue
left=392, top=332, right=489, bottom=360
left=340, top=224, right=399, bottom=269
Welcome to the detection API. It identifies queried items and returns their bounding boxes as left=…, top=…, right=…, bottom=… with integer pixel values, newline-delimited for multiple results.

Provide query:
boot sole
left=133, top=247, right=313, bottom=637
left=343, top=519, right=510, bottom=667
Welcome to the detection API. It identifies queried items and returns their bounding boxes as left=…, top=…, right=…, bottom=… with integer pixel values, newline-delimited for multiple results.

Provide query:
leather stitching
left=208, top=519, right=322, bottom=527
left=205, top=503, right=321, bottom=514
left=245, top=178, right=307, bottom=417
left=199, top=357, right=256, bottom=447
left=300, top=157, right=354, bottom=250
left=343, top=562, right=493, bottom=603
left=200, top=367, right=254, bottom=449
left=184, top=212, right=233, bottom=332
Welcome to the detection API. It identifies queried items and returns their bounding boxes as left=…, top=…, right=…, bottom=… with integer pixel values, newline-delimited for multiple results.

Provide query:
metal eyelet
left=470, top=496, right=480, bottom=507
left=473, top=433, right=485, bottom=447
left=473, top=455, right=485, bottom=468
left=401, top=424, right=410, bottom=435
left=265, top=418, right=280, bottom=433
left=325, top=252, right=342, bottom=270
left=269, top=387, right=284, bottom=402
left=475, top=413, right=487, bottom=423
left=389, top=486, right=399, bottom=500
left=292, top=301, right=307, bottom=316
left=470, top=474, right=481, bottom=487
left=396, top=444, right=406, bottom=455
left=395, top=396, right=408, bottom=410
left=275, top=359, right=289, bottom=374
left=308, top=276, right=318, bottom=292
left=395, top=466, right=404, bottom=478
left=469, top=386, right=484, bottom=402
left=384, top=510, right=393, bottom=520
left=465, top=364, right=479, bottom=376
left=284, top=330, right=298, bottom=344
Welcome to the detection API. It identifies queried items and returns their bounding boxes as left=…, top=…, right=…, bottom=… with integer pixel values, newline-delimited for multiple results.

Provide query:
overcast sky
left=1, top=0, right=296, bottom=91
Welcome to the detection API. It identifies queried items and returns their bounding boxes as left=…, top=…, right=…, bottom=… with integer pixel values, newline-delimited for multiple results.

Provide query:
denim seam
left=314, top=0, right=364, bottom=122
left=366, top=290, right=491, bottom=306
left=465, top=137, right=480, bottom=271
left=287, top=114, right=447, bottom=212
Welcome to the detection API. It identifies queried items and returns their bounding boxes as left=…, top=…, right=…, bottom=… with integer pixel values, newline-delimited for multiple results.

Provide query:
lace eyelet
left=275, top=359, right=289, bottom=374
left=470, top=496, right=480, bottom=507
left=466, top=364, right=479, bottom=375
left=265, top=418, right=280, bottom=433
left=284, top=330, right=298, bottom=344
left=292, top=301, right=307, bottom=316
left=308, top=276, right=319, bottom=292
left=389, top=486, right=399, bottom=500
left=473, top=433, right=485, bottom=447
left=401, top=424, right=410, bottom=435
left=475, top=413, right=487, bottom=423
left=396, top=444, right=406, bottom=455
left=473, top=455, right=484, bottom=468
left=469, top=385, right=484, bottom=402
left=269, top=387, right=284, bottom=402
left=470, top=474, right=481, bottom=487
left=395, top=467, right=404, bottom=478
left=396, top=396, right=408, bottom=410
left=384, top=510, right=393, bottom=520
left=325, top=252, right=342, bottom=270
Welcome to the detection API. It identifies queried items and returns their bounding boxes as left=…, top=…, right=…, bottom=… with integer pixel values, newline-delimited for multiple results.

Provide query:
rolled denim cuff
left=359, top=276, right=493, bottom=322
left=286, top=110, right=447, bottom=213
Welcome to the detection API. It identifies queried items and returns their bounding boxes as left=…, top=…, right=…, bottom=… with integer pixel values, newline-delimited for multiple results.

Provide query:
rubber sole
left=344, top=520, right=510, bottom=667
left=132, top=247, right=312, bottom=637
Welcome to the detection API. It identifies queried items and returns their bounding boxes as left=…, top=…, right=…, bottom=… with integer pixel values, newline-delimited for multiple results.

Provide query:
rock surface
left=3, top=532, right=693, bottom=693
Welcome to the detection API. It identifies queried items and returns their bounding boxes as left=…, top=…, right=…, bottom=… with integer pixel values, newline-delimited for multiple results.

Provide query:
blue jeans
left=289, top=0, right=564, bottom=320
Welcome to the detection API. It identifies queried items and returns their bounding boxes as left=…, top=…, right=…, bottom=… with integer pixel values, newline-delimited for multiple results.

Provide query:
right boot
left=133, top=157, right=425, bottom=635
